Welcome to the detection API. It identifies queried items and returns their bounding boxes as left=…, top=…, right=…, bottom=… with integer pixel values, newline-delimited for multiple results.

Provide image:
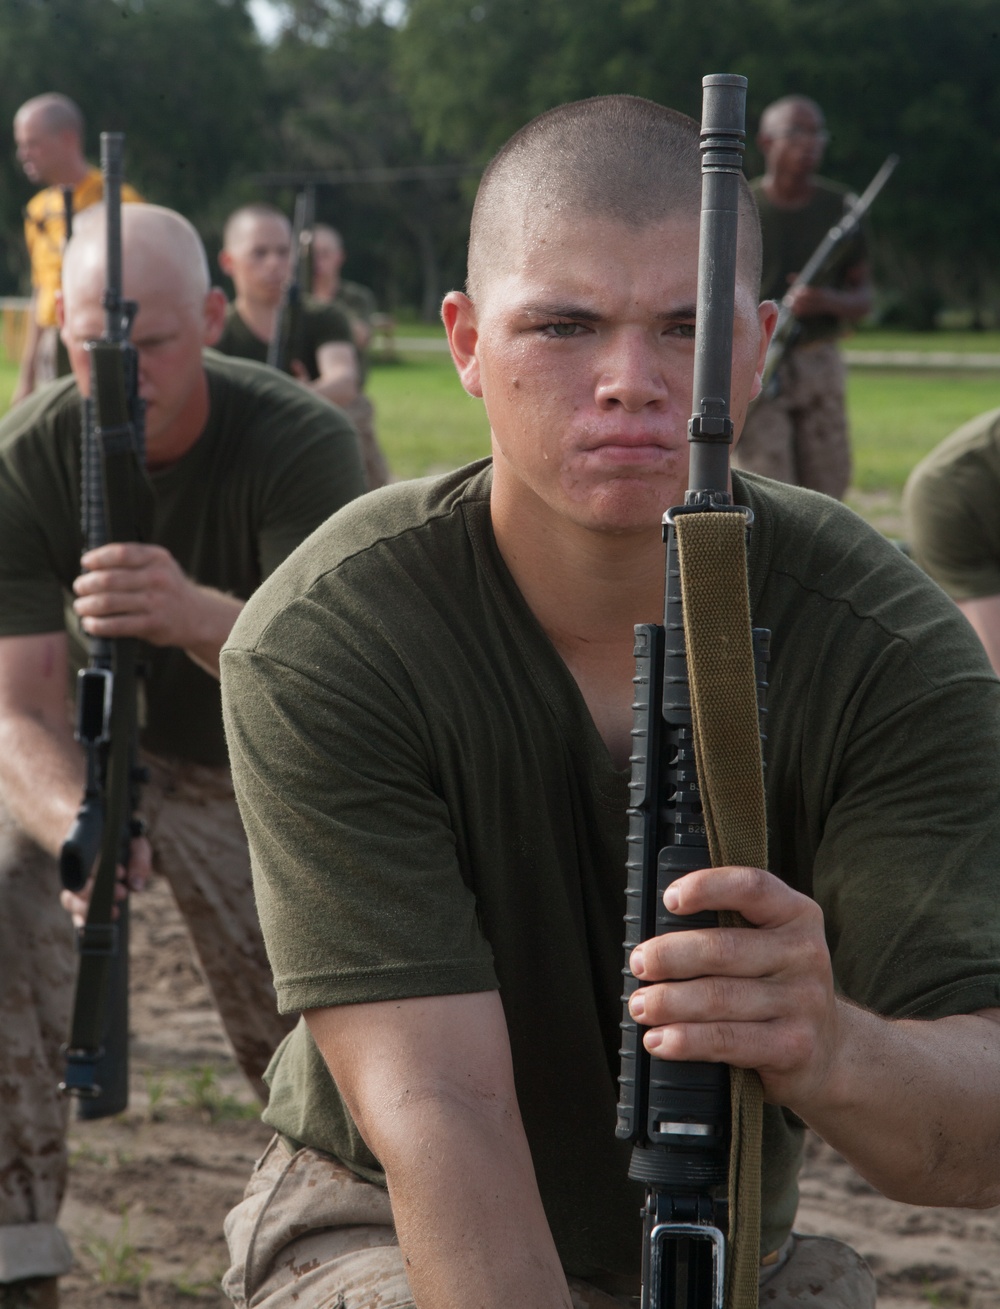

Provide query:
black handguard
left=59, top=132, right=151, bottom=1120
left=615, top=75, right=770, bottom=1309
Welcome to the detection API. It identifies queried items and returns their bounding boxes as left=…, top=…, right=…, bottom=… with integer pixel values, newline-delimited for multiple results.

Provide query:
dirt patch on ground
left=57, top=877, right=1000, bottom=1306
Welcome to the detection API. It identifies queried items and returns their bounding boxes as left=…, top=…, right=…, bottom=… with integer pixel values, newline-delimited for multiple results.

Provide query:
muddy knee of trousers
left=759, top=1232, right=876, bottom=1307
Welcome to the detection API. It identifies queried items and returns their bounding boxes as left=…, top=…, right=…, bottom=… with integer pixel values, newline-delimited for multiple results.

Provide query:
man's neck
left=760, top=168, right=816, bottom=209
left=234, top=295, right=278, bottom=344
left=314, top=272, right=340, bottom=302
left=49, top=157, right=92, bottom=190
left=491, top=477, right=667, bottom=767
left=145, top=370, right=211, bottom=471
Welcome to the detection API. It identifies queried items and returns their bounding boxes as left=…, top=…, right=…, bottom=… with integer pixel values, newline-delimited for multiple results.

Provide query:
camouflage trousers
left=223, top=1136, right=877, bottom=1308
left=0, top=754, right=293, bottom=1284
left=734, top=340, right=851, bottom=500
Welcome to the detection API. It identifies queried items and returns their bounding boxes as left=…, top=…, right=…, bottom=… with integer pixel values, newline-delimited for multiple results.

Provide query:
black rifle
left=761, top=153, right=898, bottom=393
left=267, top=185, right=317, bottom=373
left=616, top=75, right=769, bottom=1309
left=59, top=132, right=150, bottom=1120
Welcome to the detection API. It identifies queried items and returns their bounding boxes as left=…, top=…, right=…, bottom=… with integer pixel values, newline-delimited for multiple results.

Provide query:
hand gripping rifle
left=58, top=132, right=152, bottom=1119
left=617, top=76, right=769, bottom=1309
left=267, top=185, right=317, bottom=373
left=760, top=153, right=898, bottom=393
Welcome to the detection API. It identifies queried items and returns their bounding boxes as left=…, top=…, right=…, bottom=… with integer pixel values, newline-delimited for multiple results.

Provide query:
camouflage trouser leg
left=0, top=807, right=75, bottom=1282
left=343, top=393, right=392, bottom=490
left=140, top=755, right=294, bottom=1101
left=0, top=757, right=292, bottom=1279
left=734, top=340, right=851, bottom=500
left=223, top=1138, right=876, bottom=1309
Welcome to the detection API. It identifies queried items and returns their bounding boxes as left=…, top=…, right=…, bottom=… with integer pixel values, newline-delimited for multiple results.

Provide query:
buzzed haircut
left=313, top=223, right=343, bottom=248
left=468, top=94, right=761, bottom=300
left=758, top=95, right=825, bottom=137
left=15, top=92, right=84, bottom=140
left=223, top=202, right=290, bottom=248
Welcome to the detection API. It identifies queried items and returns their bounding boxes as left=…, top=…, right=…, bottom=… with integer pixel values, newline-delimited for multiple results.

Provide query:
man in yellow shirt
left=12, top=93, right=141, bottom=405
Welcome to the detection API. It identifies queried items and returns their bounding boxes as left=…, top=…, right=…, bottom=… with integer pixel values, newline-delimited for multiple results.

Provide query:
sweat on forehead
left=62, top=203, right=210, bottom=309
left=467, top=94, right=761, bottom=300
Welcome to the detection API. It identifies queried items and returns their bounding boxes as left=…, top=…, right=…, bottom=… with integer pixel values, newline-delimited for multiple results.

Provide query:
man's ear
left=202, top=287, right=229, bottom=346
left=749, top=299, right=779, bottom=401
left=54, top=290, right=65, bottom=330
left=218, top=248, right=234, bottom=280
left=441, top=291, right=482, bottom=398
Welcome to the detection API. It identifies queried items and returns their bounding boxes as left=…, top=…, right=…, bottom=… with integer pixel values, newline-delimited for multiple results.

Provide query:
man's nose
left=594, top=331, right=670, bottom=411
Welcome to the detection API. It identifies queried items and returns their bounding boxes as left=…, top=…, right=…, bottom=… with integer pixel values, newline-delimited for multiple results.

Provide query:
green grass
left=852, top=327, right=1000, bottom=354
left=369, top=350, right=490, bottom=479
left=848, top=371, right=1000, bottom=492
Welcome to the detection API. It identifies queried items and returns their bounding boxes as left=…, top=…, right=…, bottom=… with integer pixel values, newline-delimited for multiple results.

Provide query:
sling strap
left=675, top=509, right=767, bottom=1309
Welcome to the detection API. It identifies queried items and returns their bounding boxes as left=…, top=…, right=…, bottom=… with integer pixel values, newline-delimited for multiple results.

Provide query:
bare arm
left=0, top=630, right=85, bottom=853
left=305, top=340, right=359, bottom=408
left=631, top=867, right=1000, bottom=1208
left=955, top=595, right=1000, bottom=676
left=306, top=990, right=573, bottom=1309
left=11, top=296, right=43, bottom=407
left=73, top=542, right=244, bottom=678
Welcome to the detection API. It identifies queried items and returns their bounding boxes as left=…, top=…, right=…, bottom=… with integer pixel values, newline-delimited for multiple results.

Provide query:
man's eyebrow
left=519, top=302, right=604, bottom=322
left=518, top=301, right=699, bottom=321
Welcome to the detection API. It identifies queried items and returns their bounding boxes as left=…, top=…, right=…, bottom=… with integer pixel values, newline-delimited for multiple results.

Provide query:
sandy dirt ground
left=55, top=876, right=1000, bottom=1307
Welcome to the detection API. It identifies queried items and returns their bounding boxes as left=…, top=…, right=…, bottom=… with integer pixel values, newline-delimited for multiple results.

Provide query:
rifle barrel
left=687, top=75, right=747, bottom=502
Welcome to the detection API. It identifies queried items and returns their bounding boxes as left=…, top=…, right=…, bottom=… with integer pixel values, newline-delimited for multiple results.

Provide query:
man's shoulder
left=336, top=280, right=377, bottom=320
left=228, top=460, right=493, bottom=655
left=738, top=471, right=988, bottom=682
left=0, top=377, right=79, bottom=458
left=302, top=295, right=353, bottom=343
left=25, top=183, right=63, bottom=219
left=906, top=407, right=1000, bottom=494
left=202, top=348, right=351, bottom=429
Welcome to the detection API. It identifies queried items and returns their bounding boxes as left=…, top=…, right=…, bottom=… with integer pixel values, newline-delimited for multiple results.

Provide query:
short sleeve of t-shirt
left=222, top=557, right=498, bottom=1011
left=903, top=408, right=1000, bottom=600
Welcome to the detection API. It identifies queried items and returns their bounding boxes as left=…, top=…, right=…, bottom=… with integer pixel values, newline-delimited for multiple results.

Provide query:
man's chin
left=574, top=480, right=681, bottom=535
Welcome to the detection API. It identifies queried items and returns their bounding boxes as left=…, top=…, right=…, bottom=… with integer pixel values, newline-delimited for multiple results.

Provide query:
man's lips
left=580, top=432, right=682, bottom=459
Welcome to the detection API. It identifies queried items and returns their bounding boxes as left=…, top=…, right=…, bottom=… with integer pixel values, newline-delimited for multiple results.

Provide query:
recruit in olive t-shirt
left=903, top=407, right=1000, bottom=600
left=0, top=350, right=366, bottom=767
left=752, top=176, right=867, bottom=347
left=221, top=463, right=1000, bottom=1279
left=214, top=297, right=354, bottom=381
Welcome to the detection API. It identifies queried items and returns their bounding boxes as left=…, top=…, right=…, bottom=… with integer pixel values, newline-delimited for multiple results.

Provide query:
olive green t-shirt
left=214, top=297, right=354, bottom=381
left=752, top=176, right=868, bottom=346
left=903, top=407, right=1000, bottom=600
left=0, top=351, right=366, bottom=766
left=221, top=464, right=1000, bottom=1279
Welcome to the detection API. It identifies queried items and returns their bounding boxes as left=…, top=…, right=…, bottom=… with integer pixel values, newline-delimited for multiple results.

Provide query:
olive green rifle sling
left=675, top=510, right=767, bottom=1309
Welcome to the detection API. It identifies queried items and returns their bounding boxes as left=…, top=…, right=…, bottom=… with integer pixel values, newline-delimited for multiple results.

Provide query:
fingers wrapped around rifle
left=626, top=865, right=839, bottom=1101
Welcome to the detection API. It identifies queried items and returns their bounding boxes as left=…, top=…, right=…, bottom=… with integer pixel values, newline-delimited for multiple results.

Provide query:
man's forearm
left=0, top=711, right=84, bottom=857
left=956, top=596, right=1000, bottom=676
left=796, top=1001, right=1000, bottom=1208
left=182, top=586, right=245, bottom=678
left=309, top=373, right=358, bottom=408
left=12, top=309, right=42, bottom=406
left=377, top=1097, right=573, bottom=1309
